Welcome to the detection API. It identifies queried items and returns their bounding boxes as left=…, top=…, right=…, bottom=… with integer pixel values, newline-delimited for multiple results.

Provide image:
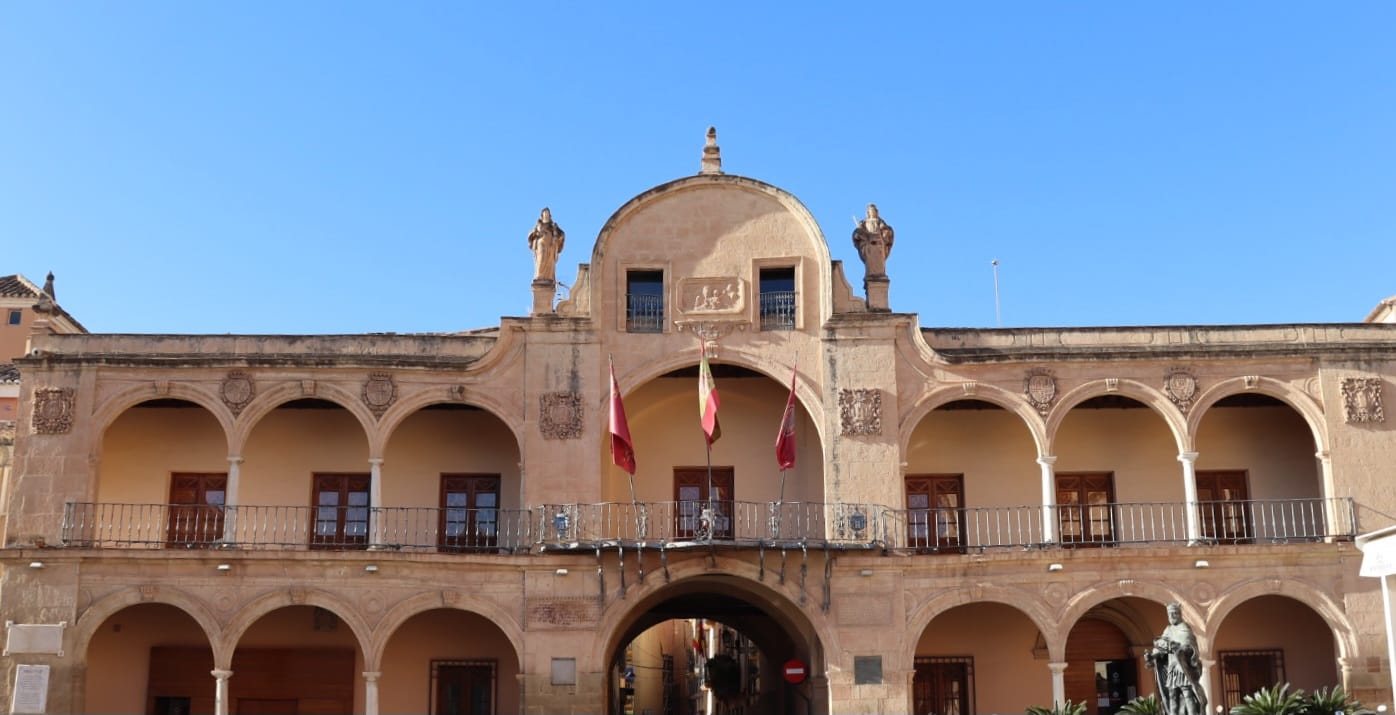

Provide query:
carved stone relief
left=361, top=372, right=397, bottom=418
left=1024, top=369, right=1056, bottom=416
left=679, top=277, right=745, bottom=315
left=539, top=392, right=584, bottom=440
left=839, top=389, right=882, bottom=436
left=447, top=385, right=466, bottom=401
left=1242, top=375, right=1259, bottom=390
left=1164, top=367, right=1197, bottom=413
left=1341, top=377, right=1384, bottom=423
left=220, top=370, right=255, bottom=416
left=32, top=387, right=76, bottom=434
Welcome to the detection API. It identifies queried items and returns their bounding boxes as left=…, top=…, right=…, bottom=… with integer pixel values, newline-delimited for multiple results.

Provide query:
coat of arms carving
left=839, top=389, right=882, bottom=436
left=1341, top=377, right=1384, bottom=423
left=361, top=372, right=398, bottom=418
left=1164, top=367, right=1197, bottom=413
left=539, top=392, right=584, bottom=440
left=220, top=370, right=256, bottom=416
left=33, top=386, right=77, bottom=434
left=1024, top=369, right=1056, bottom=416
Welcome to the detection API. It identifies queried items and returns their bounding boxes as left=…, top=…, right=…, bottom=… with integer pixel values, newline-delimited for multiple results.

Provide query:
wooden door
left=674, top=468, right=734, bottom=539
left=167, top=473, right=227, bottom=548
left=912, top=658, right=972, bottom=715
left=310, top=473, right=371, bottom=549
left=440, top=474, right=501, bottom=552
left=1196, top=470, right=1251, bottom=544
left=1057, top=473, right=1115, bottom=546
left=905, top=475, right=965, bottom=553
left=434, top=663, right=495, bottom=715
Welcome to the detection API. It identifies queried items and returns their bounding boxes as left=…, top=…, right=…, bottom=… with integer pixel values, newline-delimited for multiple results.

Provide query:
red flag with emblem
left=698, top=353, right=721, bottom=446
left=775, top=364, right=797, bottom=470
left=609, top=358, right=635, bottom=475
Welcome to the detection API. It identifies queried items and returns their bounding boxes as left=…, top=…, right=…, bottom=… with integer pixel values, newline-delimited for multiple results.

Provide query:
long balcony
left=58, top=497, right=1361, bottom=555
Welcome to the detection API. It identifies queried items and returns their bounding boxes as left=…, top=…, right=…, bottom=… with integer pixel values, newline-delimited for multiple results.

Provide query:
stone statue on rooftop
left=852, top=203, right=894, bottom=280
left=1145, top=602, right=1207, bottom=715
left=528, top=207, right=565, bottom=283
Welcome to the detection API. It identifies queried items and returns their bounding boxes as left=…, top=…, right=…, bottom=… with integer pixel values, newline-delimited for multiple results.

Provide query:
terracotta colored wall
left=916, top=602, right=1052, bottom=713
left=99, top=406, right=229, bottom=504
left=381, top=409, right=522, bottom=509
left=1054, top=408, right=1182, bottom=502
left=1195, top=406, right=1320, bottom=499
left=1213, top=595, right=1338, bottom=692
left=85, top=603, right=212, bottom=714
left=906, top=406, right=1040, bottom=507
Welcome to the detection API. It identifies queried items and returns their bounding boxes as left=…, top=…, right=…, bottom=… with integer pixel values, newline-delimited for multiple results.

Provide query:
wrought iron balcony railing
left=759, top=290, right=797, bottom=330
left=625, top=293, right=664, bottom=333
left=58, top=497, right=1356, bottom=554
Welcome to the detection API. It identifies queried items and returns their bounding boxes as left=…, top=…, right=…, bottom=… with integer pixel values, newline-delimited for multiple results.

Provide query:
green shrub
left=1119, top=694, right=1161, bottom=715
left=1026, top=700, right=1087, bottom=715
left=1304, top=685, right=1371, bottom=715
left=1231, top=683, right=1307, bottom=715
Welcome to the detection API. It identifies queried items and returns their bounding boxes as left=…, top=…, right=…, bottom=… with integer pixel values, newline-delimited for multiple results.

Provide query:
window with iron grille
left=759, top=267, right=796, bottom=330
left=626, top=270, right=665, bottom=333
left=913, top=656, right=974, bottom=715
left=1220, top=649, right=1285, bottom=707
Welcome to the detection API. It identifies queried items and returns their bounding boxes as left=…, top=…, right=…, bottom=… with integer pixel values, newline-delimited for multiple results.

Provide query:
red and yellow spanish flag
left=698, top=353, right=721, bottom=446
left=609, top=357, right=636, bottom=475
left=775, top=363, right=797, bottom=470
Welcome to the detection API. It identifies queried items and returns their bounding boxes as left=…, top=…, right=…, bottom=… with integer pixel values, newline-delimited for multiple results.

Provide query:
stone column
left=223, top=456, right=243, bottom=543
left=363, top=671, right=381, bottom=715
left=532, top=280, right=556, bottom=315
left=1337, top=656, right=1354, bottom=696
left=368, top=458, right=384, bottom=547
left=1038, top=456, right=1058, bottom=543
left=1178, top=452, right=1201, bottom=543
left=1047, top=661, right=1067, bottom=706
left=211, top=669, right=233, bottom=715
left=1317, top=451, right=1342, bottom=539
left=1199, top=657, right=1216, bottom=708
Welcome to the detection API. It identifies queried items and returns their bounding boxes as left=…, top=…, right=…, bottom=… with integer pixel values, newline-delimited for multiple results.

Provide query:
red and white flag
left=698, top=353, right=721, bottom=446
left=775, top=363, right=797, bottom=470
left=609, top=358, right=635, bottom=475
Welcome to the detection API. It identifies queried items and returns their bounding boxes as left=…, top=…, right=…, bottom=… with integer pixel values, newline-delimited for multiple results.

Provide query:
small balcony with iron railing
left=626, top=293, right=664, bottom=333
left=59, top=497, right=1359, bottom=555
left=758, top=290, right=796, bottom=330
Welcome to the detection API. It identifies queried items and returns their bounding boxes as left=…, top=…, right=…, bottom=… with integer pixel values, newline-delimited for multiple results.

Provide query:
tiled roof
left=0, top=275, right=39, bottom=298
left=0, top=363, right=18, bottom=383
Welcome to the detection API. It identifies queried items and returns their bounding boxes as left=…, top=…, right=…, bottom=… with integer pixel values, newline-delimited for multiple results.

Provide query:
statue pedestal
left=864, top=276, right=890, bottom=312
left=531, top=280, right=556, bottom=315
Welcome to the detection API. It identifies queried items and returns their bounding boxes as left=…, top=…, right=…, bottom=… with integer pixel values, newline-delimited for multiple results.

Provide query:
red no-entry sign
left=783, top=659, right=807, bottom=684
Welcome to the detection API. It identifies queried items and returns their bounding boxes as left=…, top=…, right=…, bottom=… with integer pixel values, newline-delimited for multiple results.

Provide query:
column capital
left=362, top=670, right=382, bottom=682
left=1315, top=450, right=1332, bottom=463
left=227, top=455, right=244, bottom=465
left=368, top=457, right=384, bottom=467
left=211, top=669, right=234, bottom=680
left=1037, top=455, right=1058, bottom=466
left=1177, top=451, right=1198, bottom=463
left=1046, top=661, right=1068, bottom=674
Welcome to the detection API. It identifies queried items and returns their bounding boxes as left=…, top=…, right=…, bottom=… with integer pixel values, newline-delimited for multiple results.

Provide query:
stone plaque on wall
left=526, top=597, right=601, bottom=630
left=1342, top=377, right=1384, bottom=423
left=839, top=389, right=881, bottom=436
left=32, top=387, right=76, bottom=434
left=539, top=392, right=583, bottom=440
left=4, top=623, right=65, bottom=656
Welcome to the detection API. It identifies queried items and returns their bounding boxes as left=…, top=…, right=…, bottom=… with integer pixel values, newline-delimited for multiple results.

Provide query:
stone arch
left=218, top=588, right=372, bottom=667
left=1186, top=376, right=1330, bottom=455
left=1057, top=581, right=1191, bottom=656
left=589, top=554, right=837, bottom=671
left=1045, top=380, right=1188, bottom=456
left=1204, top=578, right=1357, bottom=660
left=590, top=173, right=835, bottom=325
left=372, top=390, right=523, bottom=460
left=365, top=591, right=525, bottom=672
left=71, top=585, right=224, bottom=665
left=905, top=584, right=1058, bottom=662
left=612, top=347, right=826, bottom=446
left=230, top=381, right=377, bottom=457
left=898, top=382, right=1047, bottom=457
left=92, top=383, right=235, bottom=456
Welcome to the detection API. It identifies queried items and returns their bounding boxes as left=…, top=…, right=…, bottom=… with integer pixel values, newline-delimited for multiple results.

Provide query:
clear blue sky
left=3, top=3, right=1393, bottom=334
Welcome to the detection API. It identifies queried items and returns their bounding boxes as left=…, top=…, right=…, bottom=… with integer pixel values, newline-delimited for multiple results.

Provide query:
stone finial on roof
left=700, top=126, right=722, bottom=175
left=42, top=272, right=55, bottom=299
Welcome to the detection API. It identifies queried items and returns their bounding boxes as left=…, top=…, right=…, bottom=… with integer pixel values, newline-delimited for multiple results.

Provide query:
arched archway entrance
left=85, top=603, right=217, bottom=714
left=603, top=574, right=826, bottom=715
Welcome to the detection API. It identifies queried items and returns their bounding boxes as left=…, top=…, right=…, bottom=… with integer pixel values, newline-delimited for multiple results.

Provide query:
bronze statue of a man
left=528, top=207, right=565, bottom=283
left=852, top=203, right=894, bottom=280
left=1145, top=603, right=1207, bottom=715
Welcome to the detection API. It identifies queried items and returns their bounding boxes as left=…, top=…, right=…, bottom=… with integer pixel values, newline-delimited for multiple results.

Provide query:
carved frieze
left=539, top=392, right=584, bottom=440
left=361, top=372, right=397, bottom=418
left=1024, top=369, right=1056, bottom=416
left=679, top=277, right=745, bottom=315
left=1164, top=367, right=1197, bottom=413
left=839, top=389, right=882, bottom=436
left=220, top=370, right=255, bottom=416
left=32, top=387, right=76, bottom=434
left=1341, top=377, right=1384, bottom=423
left=526, top=597, right=602, bottom=631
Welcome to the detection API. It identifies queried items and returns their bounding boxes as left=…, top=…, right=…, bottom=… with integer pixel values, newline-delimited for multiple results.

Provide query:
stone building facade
left=3, top=132, right=1395, bottom=714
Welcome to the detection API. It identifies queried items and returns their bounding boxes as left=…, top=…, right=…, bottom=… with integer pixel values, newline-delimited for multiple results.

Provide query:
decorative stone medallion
left=1024, top=369, right=1056, bottom=416
left=361, top=372, right=397, bottom=418
left=1242, top=375, right=1259, bottom=390
left=1164, top=367, right=1197, bottom=413
left=1341, top=377, right=1384, bottom=423
left=447, top=385, right=466, bottom=401
left=839, top=389, right=882, bottom=436
left=539, top=392, right=583, bottom=440
left=32, top=387, right=76, bottom=434
left=220, top=370, right=255, bottom=416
